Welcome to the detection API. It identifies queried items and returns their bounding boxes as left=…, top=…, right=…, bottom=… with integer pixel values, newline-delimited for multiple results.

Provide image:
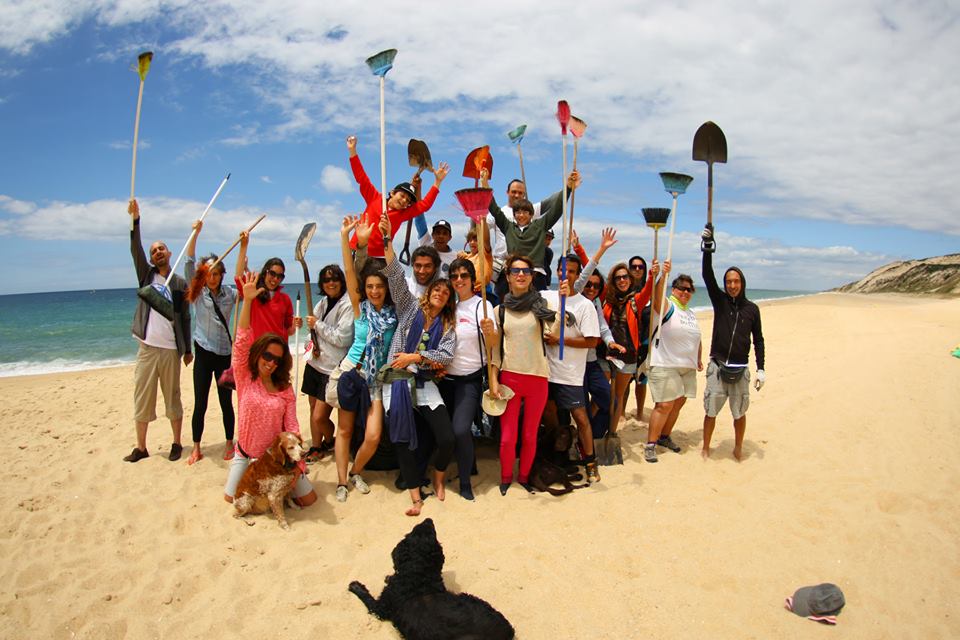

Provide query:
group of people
left=125, top=134, right=766, bottom=517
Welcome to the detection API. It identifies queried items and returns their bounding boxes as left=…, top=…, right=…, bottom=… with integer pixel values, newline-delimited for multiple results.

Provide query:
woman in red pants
left=484, top=254, right=559, bottom=495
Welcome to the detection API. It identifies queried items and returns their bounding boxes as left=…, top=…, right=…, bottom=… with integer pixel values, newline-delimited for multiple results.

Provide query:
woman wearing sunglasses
left=223, top=271, right=317, bottom=507
left=301, top=264, right=354, bottom=464
left=603, top=260, right=658, bottom=444
left=645, top=261, right=703, bottom=463
left=486, top=254, right=559, bottom=494
left=380, top=213, right=458, bottom=516
left=235, top=230, right=296, bottom=341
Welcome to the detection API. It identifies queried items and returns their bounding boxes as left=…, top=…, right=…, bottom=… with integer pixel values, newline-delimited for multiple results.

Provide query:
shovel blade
left=463, top=146, right=493, bottom=180
left=692, top=121, right=727, bottom=164
left=407, top=139, right=432, bottom=171
left=295, top=222, right=317, bottom=261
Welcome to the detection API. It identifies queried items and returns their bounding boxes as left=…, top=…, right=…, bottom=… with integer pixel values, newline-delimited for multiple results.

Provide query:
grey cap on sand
left=787, top=583, right=845, bottom=624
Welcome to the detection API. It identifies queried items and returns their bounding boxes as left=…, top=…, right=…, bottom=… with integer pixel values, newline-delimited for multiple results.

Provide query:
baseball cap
left=785, top=583, right=845, bottom=625
left=432, top=219, right=452, bottom=233
left=392, top=182, right=417, bottom=204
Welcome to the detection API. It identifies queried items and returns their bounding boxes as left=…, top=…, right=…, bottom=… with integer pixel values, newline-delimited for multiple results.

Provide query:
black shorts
left=549, top=382, right=586, bottom=410
left=301, top=365, right=330, bottom=399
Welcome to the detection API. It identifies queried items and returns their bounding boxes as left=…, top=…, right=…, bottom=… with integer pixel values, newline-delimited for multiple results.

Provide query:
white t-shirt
left=650, top=300, right=701, bottom=369
left=541, top=290, right=599, bottom=386
left=447, top=296, right=497, bottom=377
left=139, top=272, right=177, bottom=350
left=417, top=235, right=458, bottom=277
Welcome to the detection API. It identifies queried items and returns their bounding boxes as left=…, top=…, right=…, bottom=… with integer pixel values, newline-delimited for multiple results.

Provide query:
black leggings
left=438, top=374, right=482, bottom=489
left=192, top=342, right=235, bottom=443
left=394, top=404, right=455, bottom=491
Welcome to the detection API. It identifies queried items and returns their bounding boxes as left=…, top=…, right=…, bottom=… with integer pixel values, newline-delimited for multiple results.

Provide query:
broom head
left=569, top=115, right=587, bottom=138
left=659, top=172, right=694, bottom=195
left=556, top=100, right=571, bottom=135
left=507, top=124, right=527, bottom=144
left=135, top=51, right=153, bottom=82
left=642, top=207, right=671, bottom=230
left=365, top=48, right=398, bottom=77
left=455, top=188, right=494, bottom=223
left=137, top=283, right=174, bottom=321
left=462, top=146, right=493, bottom=180
left=185, top=262, right=210, bottom=303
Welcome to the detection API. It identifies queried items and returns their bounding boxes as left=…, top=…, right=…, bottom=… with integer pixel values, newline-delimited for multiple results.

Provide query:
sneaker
left=350, top=474, right=371, bottom=494
left=168, top=443, right=183, bottom=461
left=123, top=447, right=149, bottom=463
left=336, top=485, right=348, bottom=502
left=586, top=461, right=601, bottom=484
left=657, top=434, right=682, bottom=453
left=644, top=444, right=658, bottom=463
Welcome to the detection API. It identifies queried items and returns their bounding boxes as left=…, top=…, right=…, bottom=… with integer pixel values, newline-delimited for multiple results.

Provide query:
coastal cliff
left=836, top=254, right=960, bottom=295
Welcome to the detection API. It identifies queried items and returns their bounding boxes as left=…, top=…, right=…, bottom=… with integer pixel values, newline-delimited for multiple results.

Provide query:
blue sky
left=1, top=0, right=958, bottom=295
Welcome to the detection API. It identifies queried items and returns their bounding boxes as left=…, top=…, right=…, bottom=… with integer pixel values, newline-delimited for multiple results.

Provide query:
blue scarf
left=388, top=309, right=443, bottom=450
left=360, top=300, right=397, bottom=388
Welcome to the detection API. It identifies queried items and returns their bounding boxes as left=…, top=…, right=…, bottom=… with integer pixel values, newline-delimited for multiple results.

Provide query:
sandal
left=405, top=499, right=424, bottom=517
left=304, top=446, right=323, bottom=464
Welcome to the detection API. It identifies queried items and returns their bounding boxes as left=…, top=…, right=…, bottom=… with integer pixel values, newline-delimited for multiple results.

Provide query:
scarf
left=360, top=300, right=397, bottom=388
left=502, top=290, right=556, bottom=323
left=669, top=294, right=689, bottom=312
left=388, top=309, right=443, bottom=450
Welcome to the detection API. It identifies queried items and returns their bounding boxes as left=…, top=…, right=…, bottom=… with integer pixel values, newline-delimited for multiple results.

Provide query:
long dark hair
left=359, top=262, right=394, bottom=308
left=256, top=258, right=285, bottom=304
left=247, top=332, right=292, bottom=390
left=605, top=262, right=632, bottom=307
left=317, top=263, right=346, bottom=304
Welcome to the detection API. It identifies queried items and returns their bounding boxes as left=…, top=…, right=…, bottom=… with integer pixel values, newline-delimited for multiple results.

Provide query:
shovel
left=400, top=139, right=433, bottom=265
left=692, top=121, right=727, bottom=252
left=295, top=222, right=320, bottom=357
left=463, top=146, right=493, bottom=188
left=596, top=433, right=623, bottom=466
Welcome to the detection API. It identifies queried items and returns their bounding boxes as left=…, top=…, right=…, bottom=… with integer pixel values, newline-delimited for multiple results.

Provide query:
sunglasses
left=321, top=276, right=339, bottom=283
left=629, top=264, right=645, bottom=271
left=261, top=351, right=283, bottom=363
left=583, top=281, right=602, bottom=290
left=509, top=267, right=533, bottom=276
left=613, top=274, right=631, bottom=282
left=674, top=285, right=695, bottom=293
left=266, top=270, right=285, bottom=281
left=449, top=272, right=471, bottom=281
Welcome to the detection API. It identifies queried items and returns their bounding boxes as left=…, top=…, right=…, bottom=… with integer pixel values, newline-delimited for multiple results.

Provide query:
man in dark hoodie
left=700, top=224, right=765, bottom=461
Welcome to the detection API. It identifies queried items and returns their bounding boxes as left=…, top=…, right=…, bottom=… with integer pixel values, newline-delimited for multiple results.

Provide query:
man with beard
left=700, top=224, right=766, bottom=461
left=125, top=199, right=192, bottom=463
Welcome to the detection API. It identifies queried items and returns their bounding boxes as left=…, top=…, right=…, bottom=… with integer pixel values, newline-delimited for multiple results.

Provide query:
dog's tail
left=348, top=580, right=380, bottom=615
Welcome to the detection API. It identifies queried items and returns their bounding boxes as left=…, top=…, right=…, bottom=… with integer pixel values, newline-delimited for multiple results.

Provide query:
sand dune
left=1, top=293, right=958, bottom=639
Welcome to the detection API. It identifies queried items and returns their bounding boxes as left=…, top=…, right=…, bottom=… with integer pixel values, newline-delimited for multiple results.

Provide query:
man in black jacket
left=700, top=224, right=765, bottom=461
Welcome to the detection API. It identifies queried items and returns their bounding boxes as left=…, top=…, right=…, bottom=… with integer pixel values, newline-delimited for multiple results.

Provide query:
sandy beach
left=1, top=292, right=958, bottom=639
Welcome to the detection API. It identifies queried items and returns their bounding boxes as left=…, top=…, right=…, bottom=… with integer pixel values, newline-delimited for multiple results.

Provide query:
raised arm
left=128, top=199, right=151, bottom=284
left=340, top=216, right=362, bottom=317
left=651, top=259, right=668, bottom=316
left=701, top=224, right=722, bottom=305
left=380, top=213, right=416, bottom=315
left=540, top=170, right=583, bottom=229
left=185, top=219, right=202, bottom=281
left=235, top=230, right=249, bottom=280
left=238, top=271, right=263, bottom=331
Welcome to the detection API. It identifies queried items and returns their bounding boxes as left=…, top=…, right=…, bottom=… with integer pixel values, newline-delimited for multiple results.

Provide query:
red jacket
left=603, top=273, right=653, bottom=351
left=347, top=155, right=439, bottom=258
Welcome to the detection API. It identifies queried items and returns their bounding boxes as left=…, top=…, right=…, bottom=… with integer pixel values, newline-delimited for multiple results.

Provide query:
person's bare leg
left=335, top=408, right=355, bottom=485
left=433, top=469, right=446, bottom=501
left=635, top=382, right=647, bottom=422
left=608, top=373, right=631, bottom=435
left=661, top=396, right=686, bottom=437
left=647, top=399, right=675, bottom=443
left=571, top=407, right=594, bottom=456
left=294, top=490, right=318, bottom=507
left=350, top=400, right=383, bottom=476
left=188, top=442, right=203, bottom=465
left=135, top=420, right=149, bottom=451
left=542, top=400, right=559, bottom=429
left=702, top=415, right=718, bottom=459
left=170, top=417, right=183, bottom=446
left=733, top=415, right=747, bottom=462
left=316, top=402, right=336, bottom=445
left=307, top=396, right=321, bottom=448
left=406, top=487, right=423, bottom=516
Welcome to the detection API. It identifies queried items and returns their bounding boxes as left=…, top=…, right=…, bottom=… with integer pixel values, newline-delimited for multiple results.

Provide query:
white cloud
left=319, top=164, right=352, bottom=193
left=0, top=194, right=38, bottom=215
left=259, top=175, right=272, bottom=184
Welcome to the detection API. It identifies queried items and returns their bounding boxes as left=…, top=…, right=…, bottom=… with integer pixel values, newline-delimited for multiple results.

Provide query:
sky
left=1, top=0, right=958, bottom=295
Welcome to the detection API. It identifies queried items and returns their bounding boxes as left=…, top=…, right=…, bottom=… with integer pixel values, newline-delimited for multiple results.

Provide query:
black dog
left=528, top=424, right=589, bottom=496
left=349, top=519, right=514, bottom=640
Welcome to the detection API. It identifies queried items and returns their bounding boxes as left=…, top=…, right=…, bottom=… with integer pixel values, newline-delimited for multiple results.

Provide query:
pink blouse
left=232, top=326, right=299, bottom=458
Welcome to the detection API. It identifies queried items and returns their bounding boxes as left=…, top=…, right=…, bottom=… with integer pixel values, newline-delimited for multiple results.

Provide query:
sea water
left=0, top=284, right=813, bottom=377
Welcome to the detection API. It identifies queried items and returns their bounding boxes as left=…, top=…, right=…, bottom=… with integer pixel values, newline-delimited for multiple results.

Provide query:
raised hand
left=566, top=169, right=582, bottom=191
left=128, top=199, right=140, bottom=221
left=378, top=211, right=392, bottom=238
left=433, top=162, right=450, bottom=185
left=341, top=215, right=360, bottom=237
left=599, top=227, right=617, bottom=251
left=346, top=135, right=358, bottom=154
left=356, top=217, right=375, bottom=247
left=242, top=271, right=264, bottom=299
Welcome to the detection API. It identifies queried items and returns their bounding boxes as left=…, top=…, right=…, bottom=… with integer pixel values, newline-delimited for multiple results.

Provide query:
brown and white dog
left=233, top=432, right=304, bottom=529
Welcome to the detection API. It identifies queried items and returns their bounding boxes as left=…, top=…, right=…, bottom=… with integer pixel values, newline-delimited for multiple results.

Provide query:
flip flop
left=304, top=447, right=323, bottom=465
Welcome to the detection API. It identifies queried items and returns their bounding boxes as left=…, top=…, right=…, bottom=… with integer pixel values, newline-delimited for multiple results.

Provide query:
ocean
left=0, top=284, right=814, bottom=377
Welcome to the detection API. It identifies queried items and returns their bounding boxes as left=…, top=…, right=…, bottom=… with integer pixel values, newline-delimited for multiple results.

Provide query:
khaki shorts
left=133, top=342, right=183, bottom=422
left=703, top=360, right=751, bottom=419
left=647, top=366, right=697, bottom=403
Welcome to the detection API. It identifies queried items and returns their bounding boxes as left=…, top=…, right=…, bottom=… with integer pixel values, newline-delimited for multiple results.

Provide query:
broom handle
left=162, top=174, right=230, bottom=287
left=294, top=294, right=302, bottom=393
left=129, top=79, right=145, bottom=231
left=208, top=214, right=266, bottom=271
left=647, top=229, right=659, bottom=353
left=569, top=140, right=578, bottom=248
left=517, top=143, right=526, bottom=189
left=559, top=132, right=568, bottom=360
left=653, top=196, right=679, bottom=366
left=379, top=76, right=387, bottom=219
left=477, top=217, right=496, bottom=383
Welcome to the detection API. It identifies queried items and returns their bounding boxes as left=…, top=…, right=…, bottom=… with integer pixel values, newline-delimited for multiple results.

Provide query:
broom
left=365, top=48, right=398, bottom=217
left=186, top=213, right=266, bottom=303
left=640, top=207, right=670, bottom=370
left=137, top=173, right=231, bottom=320
left=129, top=51, right=153, bottom=231
left=507, top=124, right=527, bottom=188
left=555, top=100, right=571, bottom=360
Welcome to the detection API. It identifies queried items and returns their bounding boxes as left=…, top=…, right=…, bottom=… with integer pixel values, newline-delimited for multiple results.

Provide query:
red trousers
left=498, top=371, right=548, bottom=483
